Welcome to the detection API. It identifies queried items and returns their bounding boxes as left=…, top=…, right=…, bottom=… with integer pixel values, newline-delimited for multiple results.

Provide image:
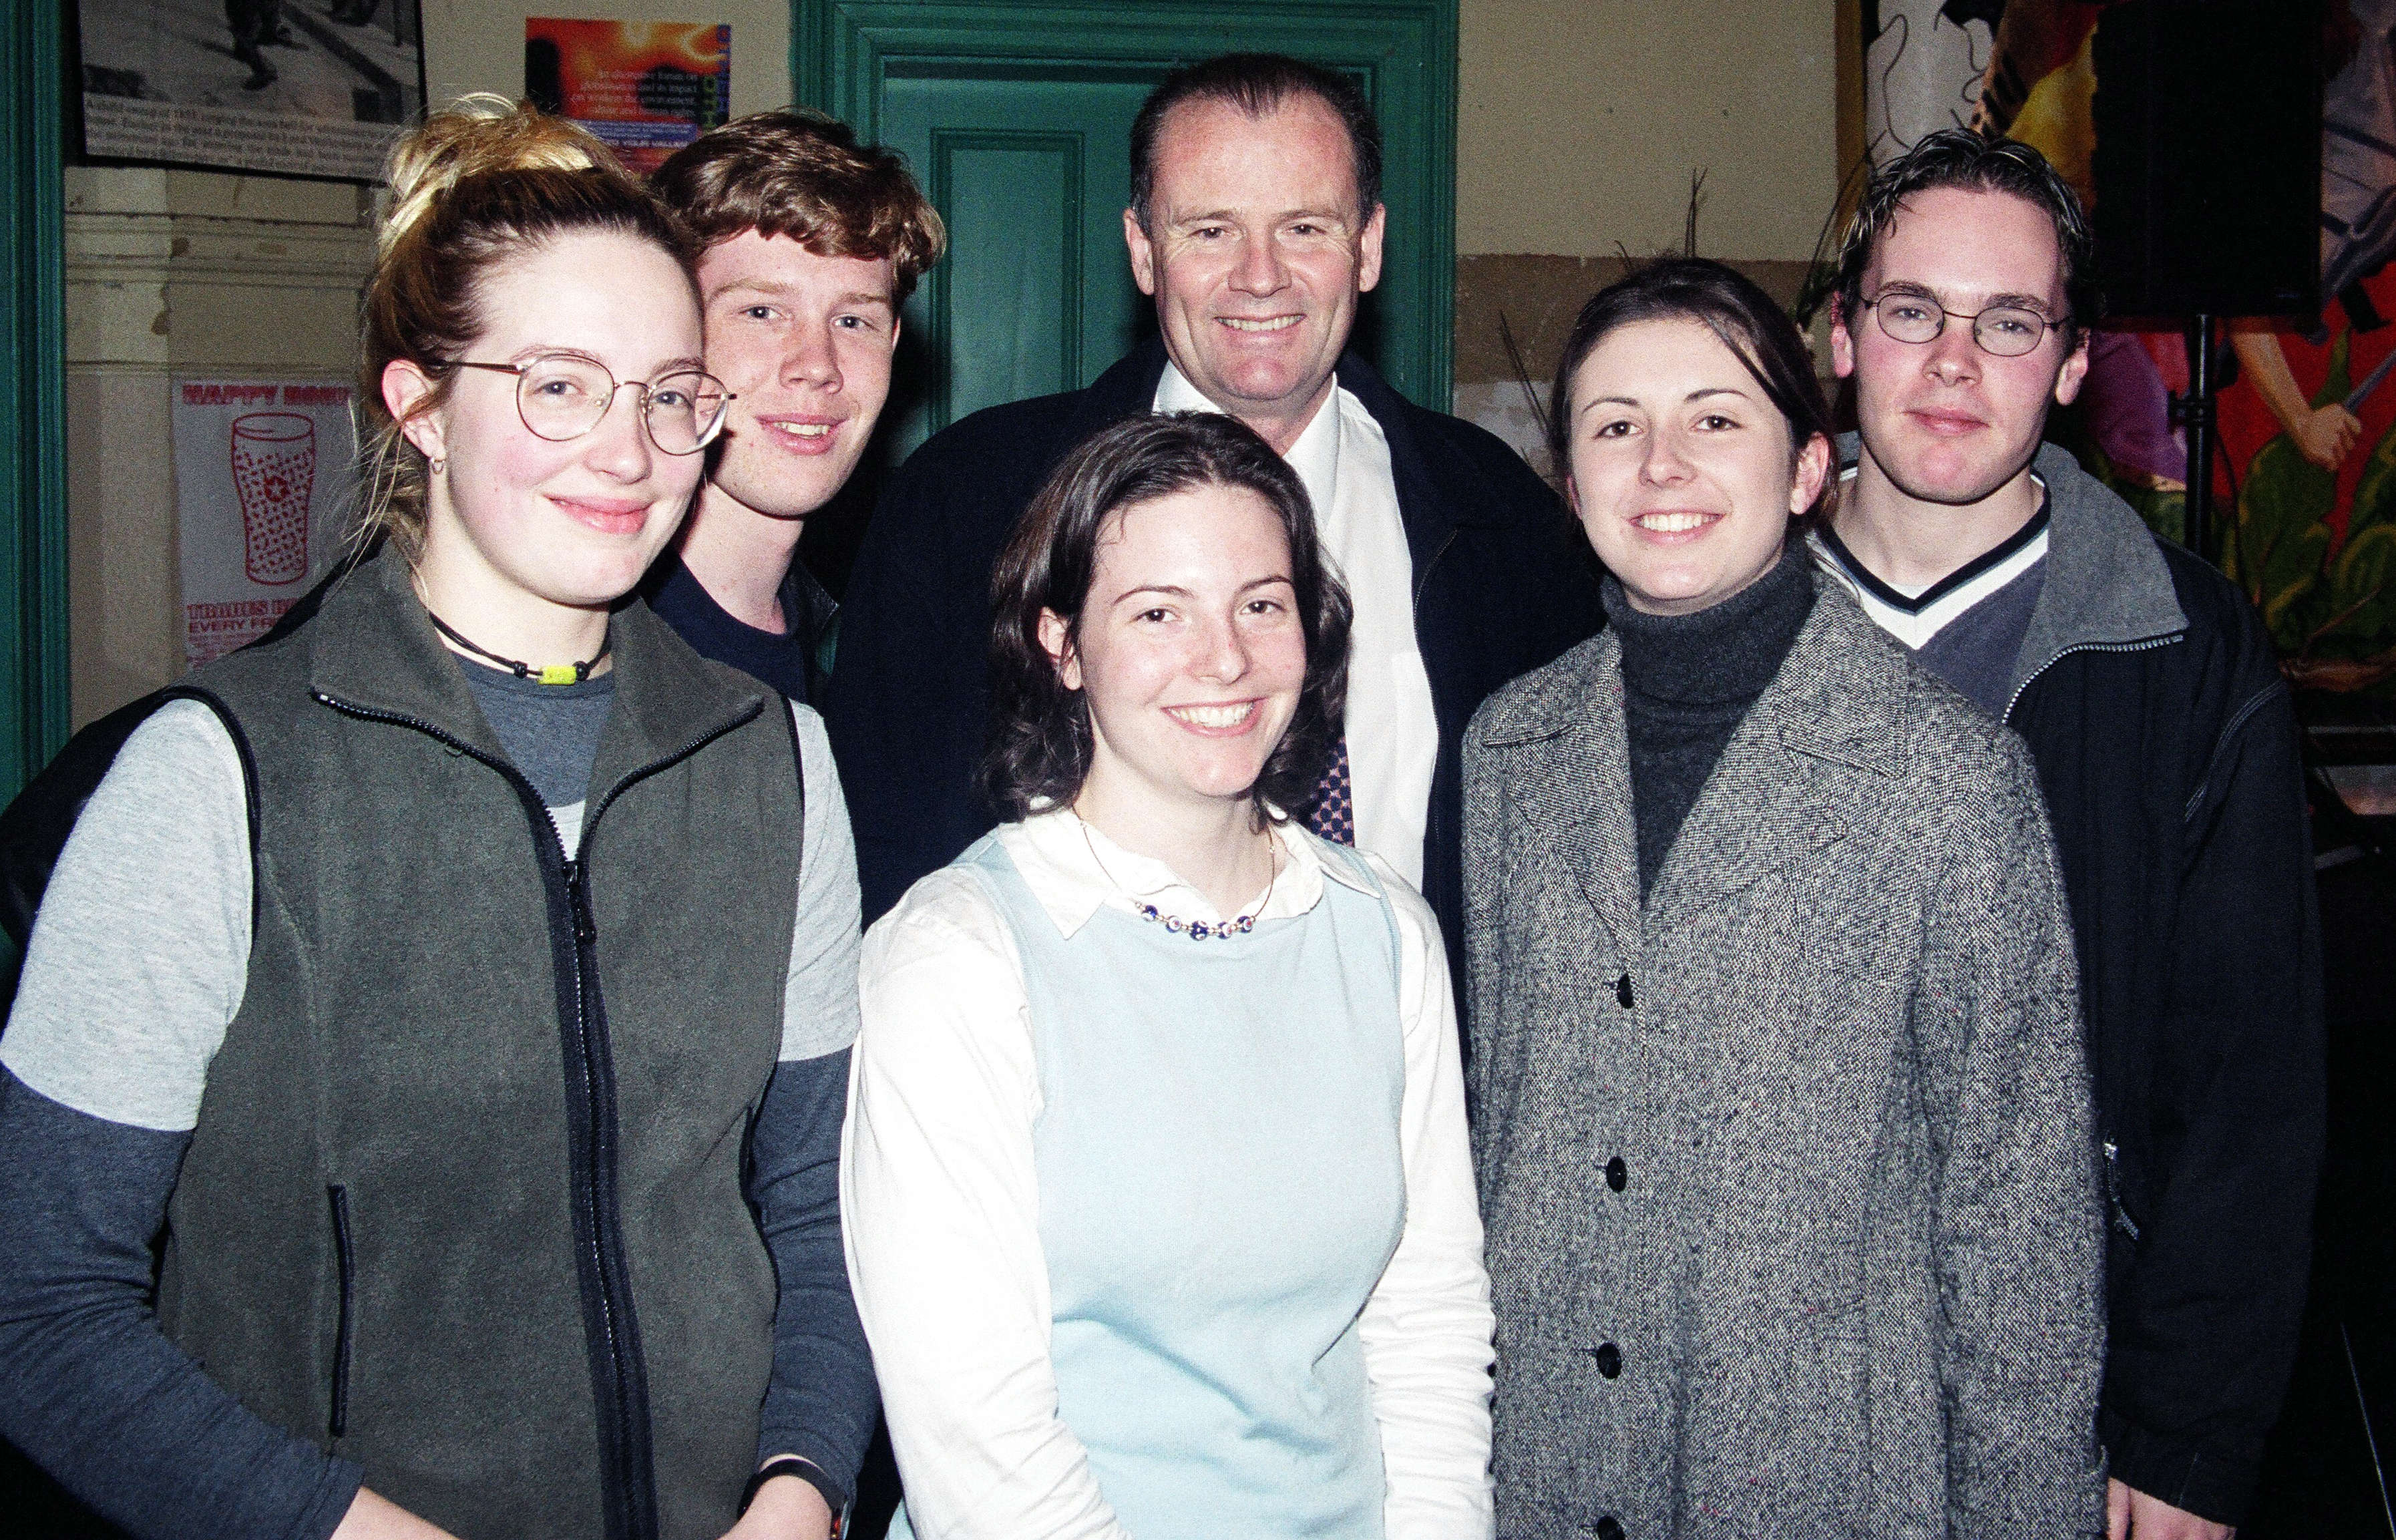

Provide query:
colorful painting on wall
left=1862, top=1, right=2396, bottom=699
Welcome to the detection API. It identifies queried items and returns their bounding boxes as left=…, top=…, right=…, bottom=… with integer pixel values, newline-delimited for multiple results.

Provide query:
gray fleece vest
left=152, top=550, right=803, bottom=1540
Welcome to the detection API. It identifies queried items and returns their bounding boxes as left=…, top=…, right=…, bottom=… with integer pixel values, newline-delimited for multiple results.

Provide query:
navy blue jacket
left=823, top=337, right=1603, bottom=971
left=1827, top=439, right=2327, bottom=1527
left=2001, top=449, right=2324, bottom=1525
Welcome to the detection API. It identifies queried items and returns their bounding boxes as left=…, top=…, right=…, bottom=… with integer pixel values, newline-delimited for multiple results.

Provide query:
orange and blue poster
left=524, top=18, right=729, bottom=175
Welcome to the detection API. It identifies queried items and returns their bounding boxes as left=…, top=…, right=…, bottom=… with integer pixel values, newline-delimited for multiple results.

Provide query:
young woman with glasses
left=0, top=100, right=864, bottom=1540
left=841, top=412, right=1495, bottom=1540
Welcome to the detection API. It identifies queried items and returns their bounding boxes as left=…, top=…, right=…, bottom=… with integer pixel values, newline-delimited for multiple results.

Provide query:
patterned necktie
left=1302, top=737, right=1356, bottom=845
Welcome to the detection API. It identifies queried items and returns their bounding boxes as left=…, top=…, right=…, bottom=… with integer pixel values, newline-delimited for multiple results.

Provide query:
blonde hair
left=357, top=96, right=698, bottom=560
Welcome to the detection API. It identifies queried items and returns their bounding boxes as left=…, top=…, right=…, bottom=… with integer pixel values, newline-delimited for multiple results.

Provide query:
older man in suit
left=825, top=53, right=1601, bottom=970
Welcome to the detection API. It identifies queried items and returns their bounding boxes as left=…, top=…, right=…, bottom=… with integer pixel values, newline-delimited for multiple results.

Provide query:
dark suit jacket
left=823, top=336, right=1603, bottom=972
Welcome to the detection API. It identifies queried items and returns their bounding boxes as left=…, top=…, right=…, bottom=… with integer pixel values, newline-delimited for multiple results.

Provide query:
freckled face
left=403, top=230, right=706, bottom=609
left=1565, top=317, right=1828, bottom=615
left=696, top=230, right=898, bottom=521
left=1040, top=482, right=1308, bottom=815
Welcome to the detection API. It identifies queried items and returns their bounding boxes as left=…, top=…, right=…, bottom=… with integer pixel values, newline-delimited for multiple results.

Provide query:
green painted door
left=1, top=0, right=69, bottom=809
left=797, top=1, right=1456, bottom=456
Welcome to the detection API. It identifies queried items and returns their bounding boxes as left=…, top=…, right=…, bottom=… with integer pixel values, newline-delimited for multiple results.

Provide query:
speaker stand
left=2170, top=313, right=2219, bottom=561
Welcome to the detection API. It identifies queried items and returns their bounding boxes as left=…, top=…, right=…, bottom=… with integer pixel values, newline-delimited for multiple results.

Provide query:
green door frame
left=3, top=0, right=71, bottom=803
left=792, top=0, right=1457, bottom=411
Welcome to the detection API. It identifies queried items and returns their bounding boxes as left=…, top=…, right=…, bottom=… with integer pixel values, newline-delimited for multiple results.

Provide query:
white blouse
left=841, top=808, right=1494, bottom=1538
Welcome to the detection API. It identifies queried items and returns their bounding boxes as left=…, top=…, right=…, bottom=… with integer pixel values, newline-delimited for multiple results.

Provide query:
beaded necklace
left=1077, top=816, right=1281, bottom=941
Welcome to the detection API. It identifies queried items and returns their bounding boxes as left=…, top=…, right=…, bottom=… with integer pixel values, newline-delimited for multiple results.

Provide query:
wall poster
left=75, top=0, right=425, bottom=181
left=173, top=381, right=359, bottom=670
left=524, top=18, right=731, bottom=175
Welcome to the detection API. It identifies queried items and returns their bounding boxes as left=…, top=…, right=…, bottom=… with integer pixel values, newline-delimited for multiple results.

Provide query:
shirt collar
left=1153, top=359, right=1343, bottom=519
left=997, top=803, right=1374, bottom=939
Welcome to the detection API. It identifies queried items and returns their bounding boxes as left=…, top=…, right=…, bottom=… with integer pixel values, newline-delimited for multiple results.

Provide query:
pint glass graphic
left=230, top=412, right=316, bottom=585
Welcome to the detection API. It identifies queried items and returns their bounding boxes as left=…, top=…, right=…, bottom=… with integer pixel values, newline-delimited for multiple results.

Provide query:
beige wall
left=1458, top=0, right=1838, bottom=260
left=1451, top=0, right=1840, bottom=471
left=63, top=169, right=373, bottom=723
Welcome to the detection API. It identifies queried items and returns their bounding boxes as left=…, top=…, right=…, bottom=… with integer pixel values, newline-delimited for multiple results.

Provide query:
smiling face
left=1831, top=184, right=2090, bottom=508
left=696, top=229, right=899, bottom=522
left=1565, top=317, right=1830, bottom=615
left=395, top=229, right=705, bottom=620
left=1039, top=481, right=1308, bottom=819
left=1123, top=93, right=1385, bottom=450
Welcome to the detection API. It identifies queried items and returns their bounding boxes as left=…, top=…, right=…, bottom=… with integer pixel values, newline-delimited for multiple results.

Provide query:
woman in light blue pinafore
left=842, top=414, right=1494, bottom=1540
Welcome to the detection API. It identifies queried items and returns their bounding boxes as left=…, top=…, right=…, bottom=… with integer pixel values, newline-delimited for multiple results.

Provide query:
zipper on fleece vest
left=312, top=688, right=760, bottom=1540
left=328, top=1184, right=356, bottom=1438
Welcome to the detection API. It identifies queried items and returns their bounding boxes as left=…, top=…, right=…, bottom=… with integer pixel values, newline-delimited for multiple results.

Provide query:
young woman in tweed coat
left=1462, top=258, right=2107, bottom=1539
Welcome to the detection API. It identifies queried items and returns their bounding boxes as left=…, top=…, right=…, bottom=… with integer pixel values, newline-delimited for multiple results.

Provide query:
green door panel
left=2, top=0, right=70, bottom=805
left=882, top=67, right=1152, bottom=448
left=799, top=1, right=1456, bottom=456
left=919, top=128, right=1088, bottom=421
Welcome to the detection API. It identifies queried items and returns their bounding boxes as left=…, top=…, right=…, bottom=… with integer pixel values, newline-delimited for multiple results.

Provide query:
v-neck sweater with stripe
left=1812, top=487, right=2051, bottom=719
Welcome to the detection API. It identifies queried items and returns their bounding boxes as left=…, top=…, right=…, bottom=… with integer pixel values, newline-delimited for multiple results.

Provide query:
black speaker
left=2090, top=0, right=2321, bottom=320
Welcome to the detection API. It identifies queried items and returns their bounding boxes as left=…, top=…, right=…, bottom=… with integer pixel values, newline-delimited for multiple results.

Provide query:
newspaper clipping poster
left=77, top=0, right=425, bottom=181
left=174, top=381, right=359, bottom=669
left=524, top=19, right=730, bottom=174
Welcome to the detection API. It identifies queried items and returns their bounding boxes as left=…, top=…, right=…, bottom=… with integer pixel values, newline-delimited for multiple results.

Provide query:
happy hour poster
left=174, top=380, right=359, bottom=669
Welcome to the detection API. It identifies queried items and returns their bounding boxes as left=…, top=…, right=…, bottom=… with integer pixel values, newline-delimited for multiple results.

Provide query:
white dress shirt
left=1153, top=364, right=1440, bottom=887
left=841, top=807, right=1495, bottom=1539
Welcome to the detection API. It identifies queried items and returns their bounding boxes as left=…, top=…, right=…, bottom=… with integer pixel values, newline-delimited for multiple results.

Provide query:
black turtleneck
left=1603, top=543, right=1816, bottom=901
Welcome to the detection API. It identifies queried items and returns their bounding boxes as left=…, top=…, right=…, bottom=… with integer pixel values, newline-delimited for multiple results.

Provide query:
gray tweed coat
left=1462, top=580, right=2107, bottom=1540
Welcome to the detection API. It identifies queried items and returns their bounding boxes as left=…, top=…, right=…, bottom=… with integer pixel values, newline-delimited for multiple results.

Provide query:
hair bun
left=377, top=95, right=622, bottom=258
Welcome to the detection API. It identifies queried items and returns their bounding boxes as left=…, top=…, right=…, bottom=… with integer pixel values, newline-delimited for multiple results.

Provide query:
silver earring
left=429, top=455, right=447, bottom=473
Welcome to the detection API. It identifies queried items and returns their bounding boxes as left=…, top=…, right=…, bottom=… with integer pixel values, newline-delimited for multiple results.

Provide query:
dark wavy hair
left=1832, top=128, right=2098, bottom=347
left=981, top=412, right=1352, bottom=823
left=1549, top=257, right=1836, bottom=521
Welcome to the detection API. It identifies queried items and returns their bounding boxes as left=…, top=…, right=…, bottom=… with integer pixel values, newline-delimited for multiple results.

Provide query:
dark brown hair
left=981, top=412, right=1352, bottom=822
left=650, top=108, right=946, bottom=302
left=359, top=96, right=696, bottom=560
left=1832, top=128, right=2098, bottom=347
left=1549, top=257, right=1836, bottom=521
left=1129, top=53, right=1382, bottom=230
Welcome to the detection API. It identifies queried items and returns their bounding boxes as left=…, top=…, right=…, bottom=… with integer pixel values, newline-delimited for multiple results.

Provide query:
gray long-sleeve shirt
left=0, top=696, right=875, bottom=1539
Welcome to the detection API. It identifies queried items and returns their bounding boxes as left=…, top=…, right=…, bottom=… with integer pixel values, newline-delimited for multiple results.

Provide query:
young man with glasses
left=1818, top=129, right=2324, bottom=1540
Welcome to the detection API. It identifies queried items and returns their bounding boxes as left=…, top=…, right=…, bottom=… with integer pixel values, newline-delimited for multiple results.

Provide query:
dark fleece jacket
left=1838, top=436, right=2327, bottom=1525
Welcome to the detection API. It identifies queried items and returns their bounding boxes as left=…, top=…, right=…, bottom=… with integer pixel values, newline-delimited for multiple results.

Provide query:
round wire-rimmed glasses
left=453, top=354, right=735, bottom=455
left=1859, top=290, right=2064, bottom=359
